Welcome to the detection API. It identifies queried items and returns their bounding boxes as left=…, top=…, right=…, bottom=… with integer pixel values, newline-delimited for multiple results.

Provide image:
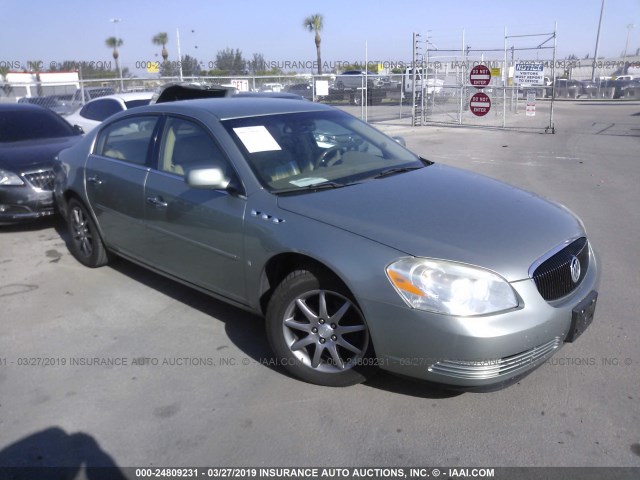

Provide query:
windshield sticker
left=289, top=177, right=329, bottom=187
left=233, top=126, right=281, bottom=153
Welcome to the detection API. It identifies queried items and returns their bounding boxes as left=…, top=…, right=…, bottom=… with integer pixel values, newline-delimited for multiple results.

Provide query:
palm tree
left=0, top=66, right=12, bottom=96
left=27, top=60, right=44, bottom=96
left=105, top=36, right=123, bottom=76
left=152, top=32, right=169, bottom=62
left=303, top=14, right=324, bottom=75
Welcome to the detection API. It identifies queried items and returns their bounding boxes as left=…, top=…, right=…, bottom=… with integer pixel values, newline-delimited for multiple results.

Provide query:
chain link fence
left=2, top=57, right=638, bottom=129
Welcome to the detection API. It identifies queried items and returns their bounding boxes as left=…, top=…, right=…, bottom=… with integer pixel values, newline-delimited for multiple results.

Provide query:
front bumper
left=0, top=186, right=55, bottom=224
left=361, top=246, right=601, bottom=388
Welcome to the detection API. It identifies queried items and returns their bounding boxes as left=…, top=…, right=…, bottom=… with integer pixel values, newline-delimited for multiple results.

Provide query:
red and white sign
left=469, top=65, right=491, bottom=87
left=470, top=92, right=491, bottom=116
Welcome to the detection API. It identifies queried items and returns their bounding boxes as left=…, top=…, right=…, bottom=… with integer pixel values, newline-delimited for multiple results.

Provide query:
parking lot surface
left=0, top=101, right=639, bottom=468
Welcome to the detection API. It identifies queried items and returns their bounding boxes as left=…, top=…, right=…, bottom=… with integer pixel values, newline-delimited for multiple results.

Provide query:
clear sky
left=1, top=0, right=639, bottom=73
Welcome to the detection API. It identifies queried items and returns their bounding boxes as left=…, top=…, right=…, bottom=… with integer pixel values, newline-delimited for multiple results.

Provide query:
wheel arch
left=258, top=252, right=355, bottom=316
left=63, top=189, right=108, bottom=247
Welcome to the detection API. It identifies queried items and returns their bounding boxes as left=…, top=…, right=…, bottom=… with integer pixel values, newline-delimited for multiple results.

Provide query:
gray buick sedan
left=54, top=98, right=600, bottom=388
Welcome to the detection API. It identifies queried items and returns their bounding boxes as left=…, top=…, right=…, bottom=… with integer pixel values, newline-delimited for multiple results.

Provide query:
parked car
left=54, top=98, right=600, bottom=389
left=17, top=95, right=74, bottom=116
left=0, top=103, right=82, bottom=224
left=402, top=67, right=444, bottom=96
left=150, top=82, right=302, bottom=102
left=259, top=83, right=284, bottom=93
left=619, top=78, right=640, bottom=98
left=335, top=70, right=387, bottom=90
left=150, top=83, right=235, bottom=104
left=65, top=92, right=153, bottom=132
left=69, top=87, right=116, bottom=109
left=605, top=77, right=640, bottom=99
left=284, top=83, right=324, bottom=101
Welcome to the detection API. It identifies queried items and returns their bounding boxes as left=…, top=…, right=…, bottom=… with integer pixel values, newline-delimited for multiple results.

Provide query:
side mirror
left=73, top=125, right=84, bottom=135
left=185, top=167, right=230, bottom=190
left=392, top=136, right=406, bottom=147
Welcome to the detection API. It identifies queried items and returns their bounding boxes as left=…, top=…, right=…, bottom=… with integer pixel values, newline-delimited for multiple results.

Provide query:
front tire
left=67, top=198, right=109, bottom=268
left=266, top=269, right=376, bottom=386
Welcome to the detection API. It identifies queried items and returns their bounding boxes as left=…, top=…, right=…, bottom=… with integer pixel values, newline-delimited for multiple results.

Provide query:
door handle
left=87, top=175, right=102, bottom=185
left=146, top=196, right=168, bottom=208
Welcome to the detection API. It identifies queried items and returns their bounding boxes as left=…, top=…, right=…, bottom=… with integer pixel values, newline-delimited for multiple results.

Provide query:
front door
left=143, top=116, right=247, bottom=302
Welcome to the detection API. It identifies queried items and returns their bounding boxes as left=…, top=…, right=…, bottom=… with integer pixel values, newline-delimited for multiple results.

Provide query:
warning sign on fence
left=470, top=92, right=491, bottom=116
left=470, top=65, right=491, bottom=87
left=526, top=89, right=536, bottom=116
left=514, top=63, right=545, bottom=86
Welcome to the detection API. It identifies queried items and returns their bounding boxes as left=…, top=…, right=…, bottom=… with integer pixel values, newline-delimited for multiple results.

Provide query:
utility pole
left=623, top=24, right=636, bottom=70
left=591, top=0, right=606, bottom=81
left=176, top=27, right=184, bottom=81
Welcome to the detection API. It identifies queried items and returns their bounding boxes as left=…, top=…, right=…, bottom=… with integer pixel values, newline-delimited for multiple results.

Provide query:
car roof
left=0, top=102, right=51, bottom=112
left=84, top=92, right=154, bottom=103
left=128, top=96, right=332, bottom=121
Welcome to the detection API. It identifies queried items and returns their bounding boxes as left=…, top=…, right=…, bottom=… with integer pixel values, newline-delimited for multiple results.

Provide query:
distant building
left=0, top=71, right=80, bottom=99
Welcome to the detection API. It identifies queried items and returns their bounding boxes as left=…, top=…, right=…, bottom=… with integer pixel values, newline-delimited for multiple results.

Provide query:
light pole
left=591, top=0, right=606, bottom=81
left=623, top=24, right=636, bottom=69
left=110, top=18, right=124, bottom=91
left=176, top=27, right=184, bottom=81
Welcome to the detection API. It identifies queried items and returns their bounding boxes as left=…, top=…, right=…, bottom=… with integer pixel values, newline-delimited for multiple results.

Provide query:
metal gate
left=412, top=25, right=558, bottom=133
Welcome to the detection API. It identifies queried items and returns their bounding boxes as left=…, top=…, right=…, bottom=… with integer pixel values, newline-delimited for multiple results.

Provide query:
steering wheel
left=315, top=146, right=344, bottom=169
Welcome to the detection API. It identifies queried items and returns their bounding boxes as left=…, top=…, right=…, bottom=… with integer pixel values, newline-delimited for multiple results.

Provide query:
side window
left=81, top=99, right=123, bottom=121
left=95, top=116, right=159, bottom=165
left=158, top=117, right=230, bottom=177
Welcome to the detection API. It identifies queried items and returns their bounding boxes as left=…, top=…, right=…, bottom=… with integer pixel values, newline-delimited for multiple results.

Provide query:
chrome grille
left=428, top=337, right=562, bottom=380
left=23, top=169, right=55, bottom=191
left=532, top=237, right=589, bottom=301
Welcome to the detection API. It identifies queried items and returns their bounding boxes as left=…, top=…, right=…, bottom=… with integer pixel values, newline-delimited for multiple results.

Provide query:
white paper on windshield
left=233, top=126, right=281, bottom=153
left=289, top=177, right=329, bottom=187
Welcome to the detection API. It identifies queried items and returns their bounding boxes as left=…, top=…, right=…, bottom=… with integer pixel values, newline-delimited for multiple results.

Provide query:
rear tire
left=67, top=198, right=109, bottom=268
left=266, top=268, right=376, bottom=387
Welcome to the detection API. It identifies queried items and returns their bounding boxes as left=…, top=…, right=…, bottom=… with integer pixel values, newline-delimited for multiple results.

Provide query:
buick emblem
left=569, top=256, right=581, bottom=283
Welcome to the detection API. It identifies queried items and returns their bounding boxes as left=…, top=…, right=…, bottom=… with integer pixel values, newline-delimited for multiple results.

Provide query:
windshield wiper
left=371, top=166, right=423, bottom=179
left=274, top=181, right=355, bottom=196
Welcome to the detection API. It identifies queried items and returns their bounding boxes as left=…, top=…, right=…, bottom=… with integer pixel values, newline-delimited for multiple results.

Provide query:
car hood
left=0, top=136, right=81, bottom=172
left=277, top=164, right=585, bottom=281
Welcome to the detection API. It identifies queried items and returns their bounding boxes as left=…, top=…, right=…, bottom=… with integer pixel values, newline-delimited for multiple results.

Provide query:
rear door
left=87, top=115, right=160, bottom=259
left=143, top=115, right=247, bottom=302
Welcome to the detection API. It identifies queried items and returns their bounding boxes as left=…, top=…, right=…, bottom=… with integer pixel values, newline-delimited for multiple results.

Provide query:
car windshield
left=0, top=109, right=77, bottom=142
left=223, top=110, right=424, bottom=193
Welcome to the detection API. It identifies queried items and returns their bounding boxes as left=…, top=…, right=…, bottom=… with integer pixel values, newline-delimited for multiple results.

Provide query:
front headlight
left=386, top=258, right=518, bottom=316
left=0, top=169, right=24, bottom=186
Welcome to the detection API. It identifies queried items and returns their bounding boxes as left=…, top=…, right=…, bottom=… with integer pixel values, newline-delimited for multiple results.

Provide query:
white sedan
left=65, top=92, right=154, bottom=133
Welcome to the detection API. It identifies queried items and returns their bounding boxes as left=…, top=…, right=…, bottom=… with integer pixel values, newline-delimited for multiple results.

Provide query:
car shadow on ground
left=50, top=218, right=460, bottom=399
left=109, top=258, right=462, bottom=399
left=0, top=426, right=126, bottom=478
left=0, top=216, right=61, bottom=232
